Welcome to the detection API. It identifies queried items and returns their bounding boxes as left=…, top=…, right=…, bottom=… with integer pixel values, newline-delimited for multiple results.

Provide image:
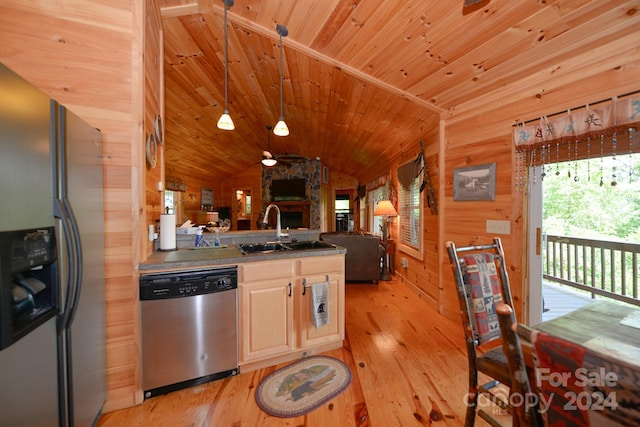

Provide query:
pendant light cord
left=223, top=4, right=229, bottom=111
left=279, top=33, right=283, bottom=119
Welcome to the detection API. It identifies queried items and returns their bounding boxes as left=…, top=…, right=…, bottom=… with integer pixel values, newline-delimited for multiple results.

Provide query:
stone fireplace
left=262, top=158, right=321, bottom=229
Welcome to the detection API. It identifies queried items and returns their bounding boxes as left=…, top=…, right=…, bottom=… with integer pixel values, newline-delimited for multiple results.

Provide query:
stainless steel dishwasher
left=140, top=266, right=238, bottom=398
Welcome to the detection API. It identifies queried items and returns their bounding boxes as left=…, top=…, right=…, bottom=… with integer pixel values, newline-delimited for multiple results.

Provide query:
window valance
left=366, top=174, right=389, bottom=192
left=165, top=176, right=186, bottom=192
left=513, top=92, right=640, bottom=151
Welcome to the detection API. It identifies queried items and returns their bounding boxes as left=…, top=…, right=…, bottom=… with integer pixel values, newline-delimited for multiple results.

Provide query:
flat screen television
left=271, top=178, right=307, bottom=202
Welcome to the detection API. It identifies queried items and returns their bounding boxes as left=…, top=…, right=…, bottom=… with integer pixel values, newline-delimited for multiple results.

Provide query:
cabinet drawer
left=241, top=259, right=295, bottom=282
left=298, top=255, right=344, bottom=275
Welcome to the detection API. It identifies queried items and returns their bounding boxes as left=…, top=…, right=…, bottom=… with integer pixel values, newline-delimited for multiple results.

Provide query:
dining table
left=531, top=300, right=640, bottom=426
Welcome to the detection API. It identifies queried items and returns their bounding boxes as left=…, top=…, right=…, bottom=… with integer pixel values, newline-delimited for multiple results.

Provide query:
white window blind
left=398, top=161, right=423, bottom=259
left=359, top=195, right=367, bottom=230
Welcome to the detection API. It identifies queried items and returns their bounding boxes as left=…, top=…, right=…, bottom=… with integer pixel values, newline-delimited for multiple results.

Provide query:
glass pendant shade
left=261, top=156, right=277, bottom=167
left=273, top=118, right=289, bottom=137
left=217, top=110, right=235, bottom=130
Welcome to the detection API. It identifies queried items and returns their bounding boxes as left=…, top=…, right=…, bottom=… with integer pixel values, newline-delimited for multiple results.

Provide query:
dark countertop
left=140, top=243, right=346, bottom=272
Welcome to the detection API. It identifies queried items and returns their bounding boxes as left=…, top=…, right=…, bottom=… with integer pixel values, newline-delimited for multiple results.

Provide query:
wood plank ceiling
left=159, top=0, right=640, bottom=184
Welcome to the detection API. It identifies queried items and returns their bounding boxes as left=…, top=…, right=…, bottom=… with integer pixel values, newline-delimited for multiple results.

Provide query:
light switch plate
left=486, top=220, right=511, bottom=235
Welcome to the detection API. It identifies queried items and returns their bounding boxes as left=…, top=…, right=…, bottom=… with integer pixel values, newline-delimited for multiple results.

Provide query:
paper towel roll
left=160, top=214, right=176, bottom=250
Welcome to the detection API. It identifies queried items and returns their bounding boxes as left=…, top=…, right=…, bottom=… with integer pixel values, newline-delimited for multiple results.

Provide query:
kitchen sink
left=238, top=240, right=336, bottom=255
left=238, top=242, right=289, bottom=254
left=283, top=240, right=336, bottom=250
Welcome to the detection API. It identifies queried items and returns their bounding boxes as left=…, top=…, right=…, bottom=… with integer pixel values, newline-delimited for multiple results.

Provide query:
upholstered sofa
left=320, top=231, right=384, bottom=283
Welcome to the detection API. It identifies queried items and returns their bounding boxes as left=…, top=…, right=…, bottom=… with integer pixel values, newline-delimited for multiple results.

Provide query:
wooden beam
left=160, top=3, right=200, bottom=19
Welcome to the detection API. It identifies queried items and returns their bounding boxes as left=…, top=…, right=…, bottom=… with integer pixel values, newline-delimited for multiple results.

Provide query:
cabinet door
left=297, top=273, right=344, bottom=349
left=239, top=279, right=294, bottom=363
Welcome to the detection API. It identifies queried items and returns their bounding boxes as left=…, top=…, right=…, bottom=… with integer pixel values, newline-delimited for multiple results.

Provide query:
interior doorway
left=335, top=191, right=354, bottom=232
left=234, top=189, right=252, bottom=230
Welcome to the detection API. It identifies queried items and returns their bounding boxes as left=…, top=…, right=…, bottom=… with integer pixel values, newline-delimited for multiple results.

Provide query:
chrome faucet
left=263, top=204, right=288, bottom=241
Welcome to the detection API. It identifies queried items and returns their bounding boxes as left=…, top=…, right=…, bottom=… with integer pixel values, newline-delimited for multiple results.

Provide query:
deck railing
left=543, top=234, right=640, bottom=308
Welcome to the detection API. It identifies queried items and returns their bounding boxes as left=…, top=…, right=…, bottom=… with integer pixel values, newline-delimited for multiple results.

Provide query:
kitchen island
left=140, top=230, right=346, bottom=373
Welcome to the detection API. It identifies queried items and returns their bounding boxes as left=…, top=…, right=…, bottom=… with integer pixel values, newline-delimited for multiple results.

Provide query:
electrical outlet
left=401, top=257, right=409, bottom=268
left=486, top=220, right=511, bottom=235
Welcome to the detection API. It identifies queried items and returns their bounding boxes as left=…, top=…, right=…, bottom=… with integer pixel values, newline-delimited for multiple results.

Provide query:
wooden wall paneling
left=167, top=170, right=224, bottom=224
left=120, top=0, right=146, bottom=411
left=145, top=0, right=165, bottom=257
left=439, top=129, right=520, bottom=320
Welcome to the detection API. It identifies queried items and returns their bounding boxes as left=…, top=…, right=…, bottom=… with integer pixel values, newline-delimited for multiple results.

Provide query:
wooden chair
left=495, top=303, right=543, bottom=427
left=446, top=238, right=517, bottom=427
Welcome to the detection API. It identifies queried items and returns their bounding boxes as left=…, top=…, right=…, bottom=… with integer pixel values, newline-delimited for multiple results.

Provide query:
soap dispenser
left=195, top=228, right=204, bottom=247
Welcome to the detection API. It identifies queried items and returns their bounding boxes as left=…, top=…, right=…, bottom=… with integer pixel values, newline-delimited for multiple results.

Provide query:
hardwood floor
left=96, top=277, right=484, bottom=426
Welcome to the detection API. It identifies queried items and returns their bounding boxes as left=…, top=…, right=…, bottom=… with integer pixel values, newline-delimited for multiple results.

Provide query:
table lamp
left=374, top=200, right=398, bottom=280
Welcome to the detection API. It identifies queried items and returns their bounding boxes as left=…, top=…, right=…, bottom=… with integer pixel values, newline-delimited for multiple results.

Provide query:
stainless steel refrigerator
left=0, top=63, right=107, bottom=427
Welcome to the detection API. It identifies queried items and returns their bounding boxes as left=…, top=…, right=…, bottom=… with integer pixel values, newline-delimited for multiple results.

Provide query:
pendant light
left=216, top=0, right=235, bottom=131
left=273, top=24, right=289, bottom=137
left=262, top=125, right=277, bottom=167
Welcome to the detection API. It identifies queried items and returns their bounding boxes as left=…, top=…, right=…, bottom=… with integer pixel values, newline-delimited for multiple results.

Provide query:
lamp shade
left=373, top=200, right=398, bottom=217
left=261, top=155, right=277, bottom=167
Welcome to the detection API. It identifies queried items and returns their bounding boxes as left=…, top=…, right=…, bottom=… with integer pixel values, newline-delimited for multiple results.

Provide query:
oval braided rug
left=255, top=355, right=352, bottom=417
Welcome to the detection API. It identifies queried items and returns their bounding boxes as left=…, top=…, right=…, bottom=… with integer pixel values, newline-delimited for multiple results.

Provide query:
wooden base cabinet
left=238, top=254, right=345, bottom=372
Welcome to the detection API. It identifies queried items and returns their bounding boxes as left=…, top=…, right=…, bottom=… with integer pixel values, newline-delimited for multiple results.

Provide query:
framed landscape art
left=453, top=163, right=496, bottom=201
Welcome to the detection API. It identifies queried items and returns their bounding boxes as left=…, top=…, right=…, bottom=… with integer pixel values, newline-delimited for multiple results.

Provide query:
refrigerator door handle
left=54, top=104, right=83, bottom=329
left=54, top=198, right=76, bottom=332
left=62, top=198, right=83, bottom=326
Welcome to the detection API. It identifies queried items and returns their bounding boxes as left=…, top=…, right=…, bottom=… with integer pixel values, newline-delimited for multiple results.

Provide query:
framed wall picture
left=453, top=163, right=496, bottom=201
left=201, top=187, right=214, bottom=210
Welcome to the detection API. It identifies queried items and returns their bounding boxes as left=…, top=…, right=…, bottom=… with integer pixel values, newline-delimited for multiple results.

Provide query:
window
left=335, top=196, right=350, bottom=211
left=164, top=190, right=175, bottom=214
left=359, top=195, right=367, bottom=230
left=163, top=190, right=184, bottom=221
left=398, top=161, right=423, bottom=260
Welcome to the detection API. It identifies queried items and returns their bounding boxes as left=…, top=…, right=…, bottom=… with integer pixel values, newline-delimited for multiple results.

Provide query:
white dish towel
left=310, top=279, right=329, bottom=328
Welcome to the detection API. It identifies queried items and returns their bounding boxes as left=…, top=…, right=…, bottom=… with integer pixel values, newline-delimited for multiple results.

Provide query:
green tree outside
left=543, top=154, right=640, bottom=243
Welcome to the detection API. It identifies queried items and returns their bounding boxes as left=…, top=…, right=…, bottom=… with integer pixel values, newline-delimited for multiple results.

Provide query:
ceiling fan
left=260, top=126, right=307, bottom=167
left=464, top=0, right=483, bottom=5
left=462, top=0, right=490, bottom=14
left=261, top=125, right=277, bottom=167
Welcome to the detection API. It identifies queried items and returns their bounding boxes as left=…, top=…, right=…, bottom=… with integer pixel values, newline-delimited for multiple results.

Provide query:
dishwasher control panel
left=139, top=266, right=238, bottom=300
